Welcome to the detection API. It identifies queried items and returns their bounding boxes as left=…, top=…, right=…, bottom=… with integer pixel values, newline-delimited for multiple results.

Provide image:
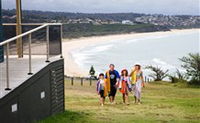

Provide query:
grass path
left=38, top=80, right=200, bottom=123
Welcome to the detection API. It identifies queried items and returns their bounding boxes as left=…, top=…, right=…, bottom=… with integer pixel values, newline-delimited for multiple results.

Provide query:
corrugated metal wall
left=0, top=0, right=4, bottom=62
left=0, top=59, right=65, bottom=123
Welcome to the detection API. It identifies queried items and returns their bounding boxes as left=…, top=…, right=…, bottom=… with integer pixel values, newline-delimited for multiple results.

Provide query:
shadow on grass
left=37, top=110, right=90, bottom=123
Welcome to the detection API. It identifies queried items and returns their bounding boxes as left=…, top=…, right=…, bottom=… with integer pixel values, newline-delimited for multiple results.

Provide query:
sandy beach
left=62, top=29, right=200, bottom=77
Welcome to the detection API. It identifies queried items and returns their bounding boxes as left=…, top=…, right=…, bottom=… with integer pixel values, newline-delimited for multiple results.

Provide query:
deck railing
left=0, top=23, right=63, bottom=90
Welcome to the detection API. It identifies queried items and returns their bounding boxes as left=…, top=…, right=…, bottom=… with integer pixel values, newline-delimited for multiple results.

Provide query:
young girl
left=119, top=69, right=131, bottom=105
left=96, top=73, right=108, bottom=106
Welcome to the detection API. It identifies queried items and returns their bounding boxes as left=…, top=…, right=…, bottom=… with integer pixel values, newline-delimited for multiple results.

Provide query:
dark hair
left=99, top=73, right=104, bottom=77
left=109, top=64, right=115, bottom=67
left=135, top=64, right=141, bottom=70
left=121, top=69, right=128, bottom=76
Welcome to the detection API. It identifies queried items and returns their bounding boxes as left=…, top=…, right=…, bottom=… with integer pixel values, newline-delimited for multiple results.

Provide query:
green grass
left=38, top=80, right=200, bottom=123
left=63, top=23, right=168, bottom=38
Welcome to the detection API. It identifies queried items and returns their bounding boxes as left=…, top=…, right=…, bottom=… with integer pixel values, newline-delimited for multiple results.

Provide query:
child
left=96, top=73, right=108, bottom=106
left=119, top=69, right=132, bottom=105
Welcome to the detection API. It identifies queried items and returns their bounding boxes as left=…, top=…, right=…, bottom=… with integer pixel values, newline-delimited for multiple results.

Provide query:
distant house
left=122, top=20, right=134, bottom=25
left=2, top=15, right=16, bottom=19
left=51, top=20, right=57, bottom=23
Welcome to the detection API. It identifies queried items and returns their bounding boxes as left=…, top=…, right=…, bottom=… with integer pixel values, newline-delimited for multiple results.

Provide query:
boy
left=96, top=73, right=108, bottom=106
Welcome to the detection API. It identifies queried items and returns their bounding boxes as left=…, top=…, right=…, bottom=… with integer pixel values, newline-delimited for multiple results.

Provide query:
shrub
left=179, top=53, right=200, bottom=85
left=89, top=65, right=95, bottom=76
left=168, top=69, right=187, bottom=83
left=145, top=65, right=169, bottom=81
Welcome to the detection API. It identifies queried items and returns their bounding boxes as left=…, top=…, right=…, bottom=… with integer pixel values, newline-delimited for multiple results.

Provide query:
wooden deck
left=0, top=55, right=61, bottom=99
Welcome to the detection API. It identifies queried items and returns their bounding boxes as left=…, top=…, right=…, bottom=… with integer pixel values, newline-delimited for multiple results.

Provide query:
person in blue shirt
left=105, top=64, right=120, bottom=104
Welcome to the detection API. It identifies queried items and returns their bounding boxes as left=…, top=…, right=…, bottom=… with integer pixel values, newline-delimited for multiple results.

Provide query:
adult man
left=105, top=64, right=120, bottom=104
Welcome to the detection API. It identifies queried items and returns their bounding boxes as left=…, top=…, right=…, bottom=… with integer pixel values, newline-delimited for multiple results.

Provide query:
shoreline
left=62, top=28, right=200, bottom=77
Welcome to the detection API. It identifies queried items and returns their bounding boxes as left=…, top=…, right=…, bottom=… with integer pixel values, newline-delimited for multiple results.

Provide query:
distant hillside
left=62, top=23, right=169, bottom=38
left=2, top=9, right=200, bottom=29
left=2, top=9, right=145, bottom=22
left=2, top=9, right=200, bottom=39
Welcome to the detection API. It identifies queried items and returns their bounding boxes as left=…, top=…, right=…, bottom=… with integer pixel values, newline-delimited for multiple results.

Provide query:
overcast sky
left=2, top=0, right=200, bottom=15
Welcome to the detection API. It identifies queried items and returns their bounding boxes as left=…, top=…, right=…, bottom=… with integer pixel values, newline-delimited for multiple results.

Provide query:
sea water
left=71, top=30, right=200, bottom=77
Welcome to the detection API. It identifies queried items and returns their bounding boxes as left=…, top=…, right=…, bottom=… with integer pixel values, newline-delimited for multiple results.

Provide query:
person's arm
left=129, top=71, right=133, bottom=77
left=127, top=77, right=131, bottom=85
left=116, top=70, right=120, bottom=80
left=130, top=67, right=135, bottom=76
left=118, top=77, right=122, bottom=89
left=115, top=71, right=120, bottom=87
left=105, top=72, right=107, bottom=79
left=96, top=80, right=100, bottom=94
left=127, top=77, right=132, bottom=91
left=141, top=71, right=145, bottom=87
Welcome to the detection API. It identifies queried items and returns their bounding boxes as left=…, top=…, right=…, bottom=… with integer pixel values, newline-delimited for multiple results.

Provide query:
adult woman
left=130, top=64, right=145, bottom=104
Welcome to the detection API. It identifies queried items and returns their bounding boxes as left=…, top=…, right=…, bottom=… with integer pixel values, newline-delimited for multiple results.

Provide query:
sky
left=2, top=0, right=200, bottom=15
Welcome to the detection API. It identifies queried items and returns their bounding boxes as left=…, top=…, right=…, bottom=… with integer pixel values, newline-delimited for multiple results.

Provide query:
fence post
left=46, top=25, right=50, bottom=62
left=28, top=33, right=33, bottom=75
left=90, top=78, right=92, bottom=86
left=5, top=43, right=11, bottom=91
left=60, top=24, right=63, bottom=58
left=71, top=77, right=74, bottom=86
left=81, top=78, right=83, bottom=86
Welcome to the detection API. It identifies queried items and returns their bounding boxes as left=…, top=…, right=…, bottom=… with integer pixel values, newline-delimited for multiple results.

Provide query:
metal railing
left=0, top=23, right=63, bottom=90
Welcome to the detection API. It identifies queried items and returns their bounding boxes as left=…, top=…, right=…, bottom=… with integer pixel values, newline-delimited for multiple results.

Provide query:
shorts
left=99, top=90, right=105, bottom=98
left=109, top=86, right=117, bottom=97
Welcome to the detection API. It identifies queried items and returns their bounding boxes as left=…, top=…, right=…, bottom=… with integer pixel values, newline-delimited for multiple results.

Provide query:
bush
left=145, top=65, right=169, bottom=81
left=168, top=69, right=187, bottom=83
left=89, top=65, right=95, bottom=76
left=179, top=53, right=200, bottom=85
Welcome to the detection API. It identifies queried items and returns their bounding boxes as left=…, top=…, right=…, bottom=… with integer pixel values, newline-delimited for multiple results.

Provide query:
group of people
left=96, top=64, right=145, bottom=106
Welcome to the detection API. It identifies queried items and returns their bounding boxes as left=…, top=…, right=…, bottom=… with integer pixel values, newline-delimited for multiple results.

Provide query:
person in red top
left=119, top=69, right=132, bottom=105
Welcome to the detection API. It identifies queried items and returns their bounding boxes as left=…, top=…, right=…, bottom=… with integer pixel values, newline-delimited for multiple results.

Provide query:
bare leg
left=99, top=98, right=101, bottom=105
left=103, top=97, right=105, bottom=105
left=113, top=96, right=115, bottom=104
left=138, top=99, right=141, bottom=104
left=101, top=97, right=105, bottom=106
left=100, top=97, right=102, bottom=105
left=109, top=96, right=112, bottom=103
left=122, top=94, right=125, bottom=103
left=125, top=94, right=129, bottom=104
left=134, top=96, right=137, bottom=104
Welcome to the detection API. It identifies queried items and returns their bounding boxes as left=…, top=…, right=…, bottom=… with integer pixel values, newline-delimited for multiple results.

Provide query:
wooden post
left=81, top=78, right=83, bottom=86
left=71, top=77, right=74, bottom=86
left=16, top=0, right=23, bottom=58
left=90, top=78, right=92, bottom=86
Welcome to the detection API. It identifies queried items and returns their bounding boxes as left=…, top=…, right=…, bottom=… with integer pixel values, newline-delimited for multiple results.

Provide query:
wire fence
left=65, top=76, right=97, bottom=86
left=65, top=76, right=152, bottom=87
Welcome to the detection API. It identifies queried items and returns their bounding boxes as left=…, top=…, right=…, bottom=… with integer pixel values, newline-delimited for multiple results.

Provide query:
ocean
left=71, top=30, right=200, bottom=78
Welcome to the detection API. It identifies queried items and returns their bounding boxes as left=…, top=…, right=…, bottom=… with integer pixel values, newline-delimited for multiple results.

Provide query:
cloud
left=2, top=0, right=200, bottom=15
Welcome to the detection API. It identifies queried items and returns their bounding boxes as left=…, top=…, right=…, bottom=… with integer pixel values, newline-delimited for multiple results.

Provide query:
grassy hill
left=63, top=23, right=169, bottom=38
left=38, top=79, right=200, bottom=123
